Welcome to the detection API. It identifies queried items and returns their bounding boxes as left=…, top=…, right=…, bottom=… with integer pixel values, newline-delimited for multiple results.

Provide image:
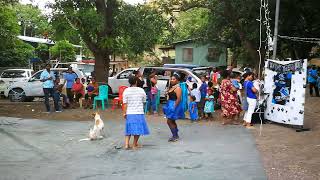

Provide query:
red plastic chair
left=111, top=86, right=128, bottom=110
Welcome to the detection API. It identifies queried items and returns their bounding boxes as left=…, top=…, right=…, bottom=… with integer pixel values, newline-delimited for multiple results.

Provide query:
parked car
left=0, top=80, right=6, bottom=97
left=108, top=68, right=138, bottom=94
left=0, top=69, right=34, bottom=97
left=138, top=67, right=202, bottom=98
left=0, top=69, right=34, bottom=83
left=163, top=64, right=201, bottom=70
left=4, top=68, right=85, bottom=102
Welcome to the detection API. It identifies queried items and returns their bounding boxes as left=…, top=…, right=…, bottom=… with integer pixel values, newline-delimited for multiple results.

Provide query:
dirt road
left=0, top=96, right=319, bottom=180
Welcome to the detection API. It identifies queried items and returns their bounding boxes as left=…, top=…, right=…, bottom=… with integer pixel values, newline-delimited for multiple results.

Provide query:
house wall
left=175, top=42, right=227, bottom=67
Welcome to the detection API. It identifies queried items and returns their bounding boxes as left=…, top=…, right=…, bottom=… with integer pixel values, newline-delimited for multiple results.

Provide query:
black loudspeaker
left=251, top=105, right=266, bottom=124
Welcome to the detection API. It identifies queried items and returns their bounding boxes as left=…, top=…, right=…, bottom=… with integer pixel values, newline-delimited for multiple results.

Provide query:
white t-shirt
left=190, top=89, right=201, bottom=102
left=123, top=87, right=146, bottom=115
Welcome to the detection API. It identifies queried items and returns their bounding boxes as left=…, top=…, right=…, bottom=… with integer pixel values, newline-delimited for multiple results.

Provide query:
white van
left=4, top=68, right=85, bottom=102
left=138, top=67, right=202, bottom=98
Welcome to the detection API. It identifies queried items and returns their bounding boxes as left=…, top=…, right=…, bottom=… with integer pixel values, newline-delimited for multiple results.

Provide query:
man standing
left=308, top=65, right=319, bottom=97
left=40, top=64, right=60, bottom=113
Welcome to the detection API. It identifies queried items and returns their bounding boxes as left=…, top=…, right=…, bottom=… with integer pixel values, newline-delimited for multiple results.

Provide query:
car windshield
left=1, top=70, right=26, bottom=78
left=192, top=69, right=210, bottom=78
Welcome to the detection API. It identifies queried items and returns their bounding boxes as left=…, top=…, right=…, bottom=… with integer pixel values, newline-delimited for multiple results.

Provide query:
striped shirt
left=123, top=87, right=146, bottom=115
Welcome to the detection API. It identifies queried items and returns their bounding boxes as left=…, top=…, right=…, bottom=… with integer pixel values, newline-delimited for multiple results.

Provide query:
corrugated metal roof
left=17, top=36, right=82, bottom=48
left=17, top=35, right=55, bottom=45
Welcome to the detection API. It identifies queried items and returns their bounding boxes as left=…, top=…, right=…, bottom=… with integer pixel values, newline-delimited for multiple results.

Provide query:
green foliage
left=157, top=0, right=320, bottom=67
left=50, top=0, right=168, bottom=81
left=0, top=40, right=35, bottom=67
left=114, top=4, right=167, bottom=57
left=277, top=0, right=320, bottom=59
left=174, top=8, right=210, bottom=41
left=0, top=0, right=18, bottom=5
left=14, top=4, right=51, bottom=37
left=0, top=5, right=34, bottom=67
left=0, top=6, right=20, bottom=49
left=35, top=44, right=49, bottom=62
left=50, top=14, right=81, bottom=44
left=49, top=40, right=76, bottom=62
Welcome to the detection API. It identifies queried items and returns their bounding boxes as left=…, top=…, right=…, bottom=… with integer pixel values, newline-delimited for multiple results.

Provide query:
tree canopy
left=14, top=4, right=51, bottom=37
left=49, top=40, right=76, bottom=62
left=0, top=3, right=34, bottom=67
left=157, top=0, right=320, bottom=68
left=51, top=0, right=167, bottom=82
left=1, top=0, right=320, bottom=72
left=0, top=5, right=20, bottom=50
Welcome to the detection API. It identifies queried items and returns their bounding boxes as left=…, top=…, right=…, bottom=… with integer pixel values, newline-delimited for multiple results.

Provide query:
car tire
left=9, top=88, right=26, bottom=102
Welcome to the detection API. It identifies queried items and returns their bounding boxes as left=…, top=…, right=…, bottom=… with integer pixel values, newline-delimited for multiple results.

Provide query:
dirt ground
left=0, top=96, right=319, bottom=180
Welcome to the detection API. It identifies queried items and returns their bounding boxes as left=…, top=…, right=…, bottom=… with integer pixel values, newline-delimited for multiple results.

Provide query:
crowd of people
left=29, top=62, right=320, bottom=149
left=39, top=64, right=101, bottom=112
left=184, top=70, right=258, bottom=128
left=39, top=63, right=262, bottom=148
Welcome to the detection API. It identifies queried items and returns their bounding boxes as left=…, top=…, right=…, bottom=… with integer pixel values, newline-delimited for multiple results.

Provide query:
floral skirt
left=125, top=114, right=150, bottom=136
left=220, top=94, right=241, bottom=117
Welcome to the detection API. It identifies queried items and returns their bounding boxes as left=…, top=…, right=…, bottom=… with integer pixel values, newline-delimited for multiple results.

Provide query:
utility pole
left=272, top=0, right=280, bottom=60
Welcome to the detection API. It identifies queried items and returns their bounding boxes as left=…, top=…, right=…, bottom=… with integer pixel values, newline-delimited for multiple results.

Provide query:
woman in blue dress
left=163, top=73, right=184, bottom=142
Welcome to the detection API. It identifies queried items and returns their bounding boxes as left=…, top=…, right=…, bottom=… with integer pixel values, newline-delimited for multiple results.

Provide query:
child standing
left=188, top=96, right=198, bottom=122
left=190, top=83, right=201, bottom=103
left=204, top=89, right=215, bottom=120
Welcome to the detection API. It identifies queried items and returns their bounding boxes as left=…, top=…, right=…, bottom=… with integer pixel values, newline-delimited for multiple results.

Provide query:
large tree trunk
left=93, top=50, right=110, bottom=84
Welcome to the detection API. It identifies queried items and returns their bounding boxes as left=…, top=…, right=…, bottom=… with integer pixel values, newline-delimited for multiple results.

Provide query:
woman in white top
left=122, top=76, right=150, bottom=150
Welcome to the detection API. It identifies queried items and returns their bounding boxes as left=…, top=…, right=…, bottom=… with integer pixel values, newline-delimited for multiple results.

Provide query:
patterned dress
left=220, top=79, right=241, bottom=117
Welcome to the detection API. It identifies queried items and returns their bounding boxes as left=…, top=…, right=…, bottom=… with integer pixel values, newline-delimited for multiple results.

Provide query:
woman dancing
left=163, top=73, right=184, bottom=142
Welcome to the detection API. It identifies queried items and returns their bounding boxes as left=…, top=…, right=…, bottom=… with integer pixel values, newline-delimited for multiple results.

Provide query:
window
left=183, top=48, right=193, bottom=62
left=118, top=70, right=133, bottom=79
left=207, top=47, right=221, bottom=62
left=142, top=68, right=153, bottom=78
left=1, top=70, right=26, bottom=78
left=31, top=71, right=42, bottom=80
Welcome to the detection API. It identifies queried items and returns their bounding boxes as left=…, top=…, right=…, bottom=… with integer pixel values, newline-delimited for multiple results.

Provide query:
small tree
left=49, top=40, right=76, bottom=62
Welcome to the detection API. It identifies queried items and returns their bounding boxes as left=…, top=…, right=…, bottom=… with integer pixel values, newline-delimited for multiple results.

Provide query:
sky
left=20, top=0, right=146, bottom=14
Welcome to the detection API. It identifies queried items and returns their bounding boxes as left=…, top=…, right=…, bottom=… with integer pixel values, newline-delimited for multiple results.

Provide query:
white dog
left=79, top=112, right=105, bottom=141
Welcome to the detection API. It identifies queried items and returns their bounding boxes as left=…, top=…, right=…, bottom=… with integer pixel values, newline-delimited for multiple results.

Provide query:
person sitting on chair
left=84, top=78, right=99, bottom=109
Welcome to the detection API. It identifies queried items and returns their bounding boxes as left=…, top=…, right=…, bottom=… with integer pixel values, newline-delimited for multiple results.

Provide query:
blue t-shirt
left=64, top=72, right=77, bottom=88
left=199, top=82, right=208, bottom=98
left=244, top=80, right=257, bottom=99
left=308, top=69, right=318, bottom=83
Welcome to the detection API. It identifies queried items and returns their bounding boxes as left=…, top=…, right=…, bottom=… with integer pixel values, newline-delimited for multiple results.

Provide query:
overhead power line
left=278, top=35, right=320, bottom=44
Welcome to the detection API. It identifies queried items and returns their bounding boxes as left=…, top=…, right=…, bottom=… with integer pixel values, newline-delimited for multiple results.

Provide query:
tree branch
left=95, top=0, right=117, bottom=39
